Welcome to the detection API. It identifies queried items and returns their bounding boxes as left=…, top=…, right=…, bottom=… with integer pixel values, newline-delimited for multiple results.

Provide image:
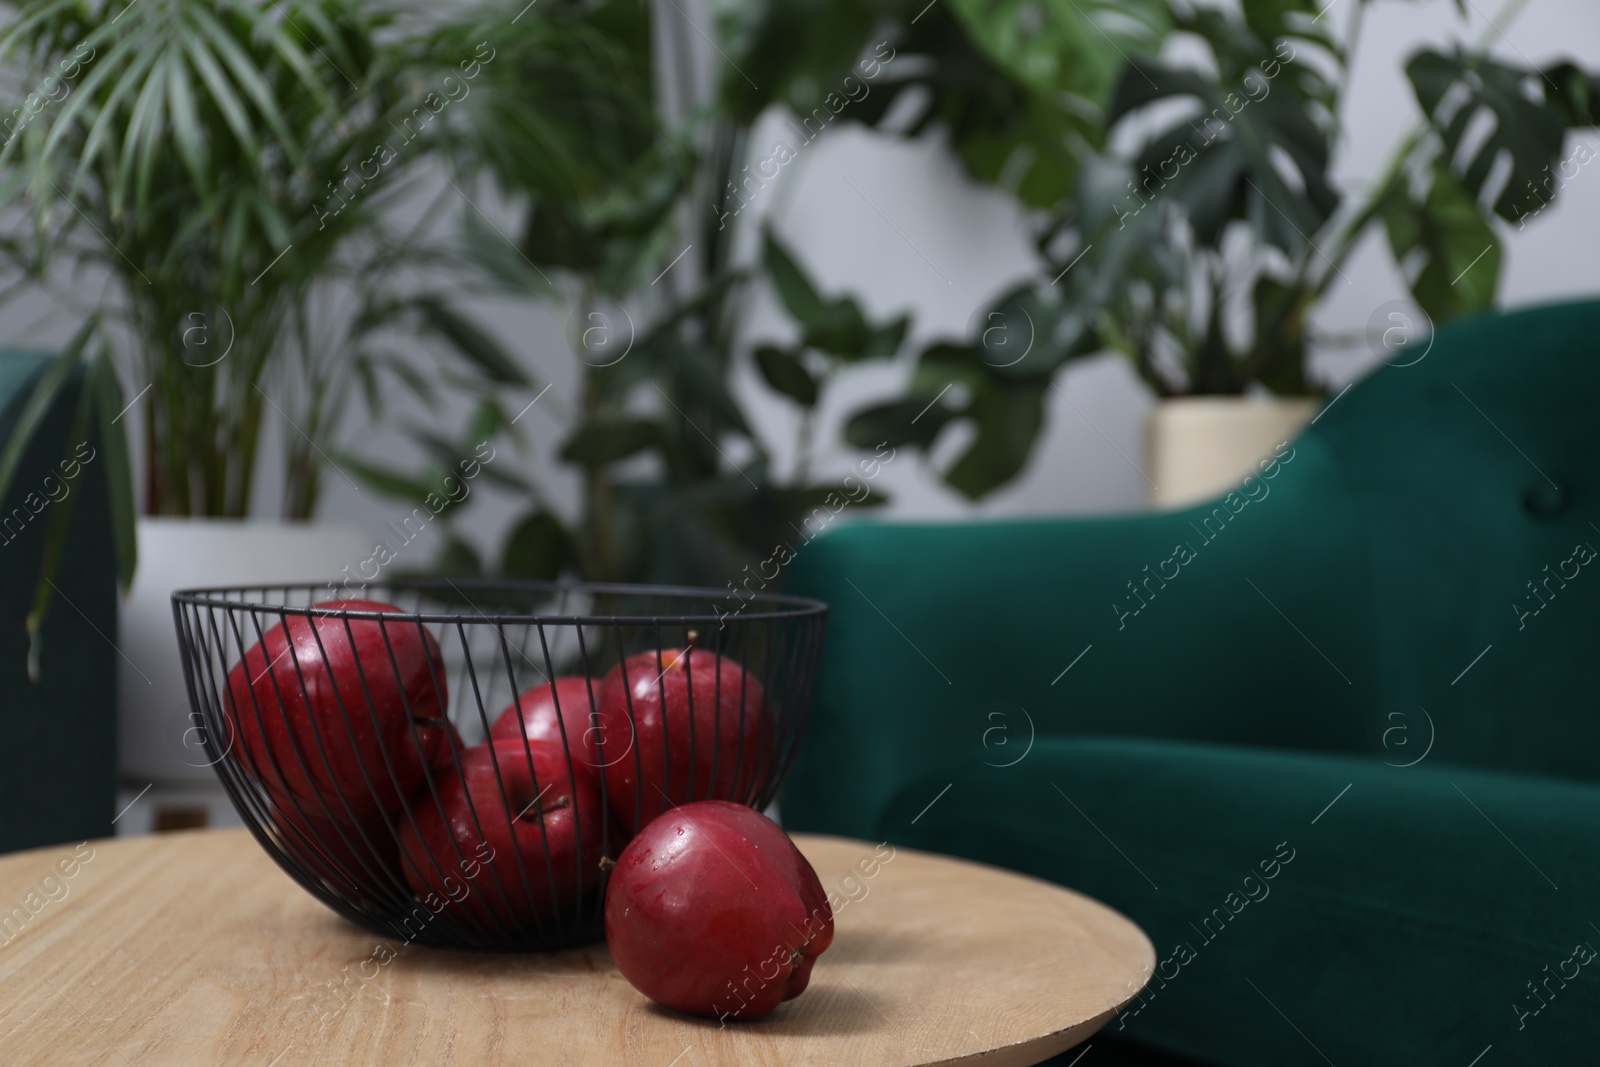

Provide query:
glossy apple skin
left=268, top=799, right=402, bottom=900
left=605, top=801, right=832, bottom=1020
left=396, top=741, right=610, bottom=935
left=487, top=676, right=600, bottom=769
left=442, top=720, right=466, bottom=762
left=595, top=650, right=769, bottom=829
left=227, top=600, right=450, bottom=822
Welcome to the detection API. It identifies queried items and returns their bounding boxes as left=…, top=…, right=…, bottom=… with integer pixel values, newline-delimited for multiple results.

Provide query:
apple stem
left=597, top=856, right=617, bottom=871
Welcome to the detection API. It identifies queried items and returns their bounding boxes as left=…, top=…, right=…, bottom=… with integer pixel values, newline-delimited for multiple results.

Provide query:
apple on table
left=605, top=800, right=833, bottom=1020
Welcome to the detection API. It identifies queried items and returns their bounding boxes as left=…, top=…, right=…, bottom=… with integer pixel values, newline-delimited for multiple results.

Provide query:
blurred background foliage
left=0, top=0, right=418, bottom=522
left=851, top=0, right=1599, bottom=466
left=2, top=0, right=1596, bottom=596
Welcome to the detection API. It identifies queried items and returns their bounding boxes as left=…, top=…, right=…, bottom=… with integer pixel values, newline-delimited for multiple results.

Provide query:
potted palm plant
left=0, top=0, right=422, bottom=785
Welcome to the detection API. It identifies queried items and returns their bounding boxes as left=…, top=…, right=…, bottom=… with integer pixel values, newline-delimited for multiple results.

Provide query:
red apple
left=488, top=676, right=601, bottom=769
left=436, top=720, right=467, bottom=766
left=395, top=741, right=610, bottom=936
left=594, top=648, right=769, bottom=829
left=605, top=800, right=832, bottom=1020
left=227, top=600, right=449, bottom=822
left=268, top=799, right=403, bottom=900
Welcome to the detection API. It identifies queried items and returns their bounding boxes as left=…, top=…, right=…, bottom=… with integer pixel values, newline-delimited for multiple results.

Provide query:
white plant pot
left=118, top=518, right=370, bottom=783
left=1145, top=396, right=1318, bottom=510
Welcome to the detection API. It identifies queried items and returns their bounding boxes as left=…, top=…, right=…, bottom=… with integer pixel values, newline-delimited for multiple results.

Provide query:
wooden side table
left=0, top=829, right=1152, bottom=1065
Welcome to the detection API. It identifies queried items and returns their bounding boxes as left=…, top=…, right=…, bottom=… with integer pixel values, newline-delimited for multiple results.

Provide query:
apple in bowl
left=594, top=648, right=769, bottom=829
left=227, top=600, right=450, bottom=823
left=487, top=676, right=601, bottom=770
left=396, top=740, right=612, bottom=937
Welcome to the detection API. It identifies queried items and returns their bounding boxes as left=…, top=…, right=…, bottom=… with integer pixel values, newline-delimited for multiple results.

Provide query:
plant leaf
left=434, top=535, right=484, bottom=579
left=763, top=227, right=827, bottom=328
left=1380, top=164, right=1500, bottom=321
left=559, top=417, right=659, bottom=467
left=861, top=315, right=909, bottom=361
left=1108, top=55, right=1339, bottom=255
left=943, top=382, right=1046, bottom=499
left=23, top=344, right=106, bottom=673
left=331, top=452, right=437, bottom=504
left=947, top=0, right=1171, bottom=103
left=501, top=511, right=574, bottom=579
left=753, top=345, right=818, bottom=406
left=844, top=396, right=955, bottom=451
left=411, top=296, right=531, bottom=386
left=801, top=297, right=871, bottom=356
left=1407, top=49, right=1577, bottom=222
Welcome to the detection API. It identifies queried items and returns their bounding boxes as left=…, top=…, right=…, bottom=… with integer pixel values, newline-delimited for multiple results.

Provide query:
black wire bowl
left=171, top=580, right=827, bottom=951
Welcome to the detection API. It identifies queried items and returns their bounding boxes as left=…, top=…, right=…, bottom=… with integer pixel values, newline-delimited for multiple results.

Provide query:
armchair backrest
left=781, top=300, right=1600, bottom=840
left=1307, top=298, right=1600, bottom=785
left=0, top=351, right=118, bottom=853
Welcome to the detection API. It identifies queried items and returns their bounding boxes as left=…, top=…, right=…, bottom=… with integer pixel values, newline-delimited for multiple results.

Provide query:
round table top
left=0, top=828, right=1152, bottom=1066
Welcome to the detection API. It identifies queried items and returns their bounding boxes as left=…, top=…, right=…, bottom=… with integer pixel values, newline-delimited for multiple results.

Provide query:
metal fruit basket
left=171, top=581, right=827, bottom=950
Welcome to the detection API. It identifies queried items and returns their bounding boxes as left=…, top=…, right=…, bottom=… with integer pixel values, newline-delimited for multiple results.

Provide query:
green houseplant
left=849, top=0, right=1600, bottom=505
left=342, top=0, right=1169, bottom=588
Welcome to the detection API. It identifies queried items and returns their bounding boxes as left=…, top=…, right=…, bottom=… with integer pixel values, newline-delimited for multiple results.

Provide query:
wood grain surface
left=0, top=828, right=1152, bottom=1066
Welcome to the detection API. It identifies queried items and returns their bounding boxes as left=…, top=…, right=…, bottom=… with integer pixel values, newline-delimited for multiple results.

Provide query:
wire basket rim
left=171, top=578, right=828, bottom=626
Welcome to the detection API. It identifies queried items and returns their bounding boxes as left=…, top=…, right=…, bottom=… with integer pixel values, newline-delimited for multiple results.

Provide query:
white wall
left=3, top=0, right=1597, bottom=568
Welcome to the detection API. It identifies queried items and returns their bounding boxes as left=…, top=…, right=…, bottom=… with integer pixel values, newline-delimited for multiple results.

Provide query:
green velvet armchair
left=0, top=352, right=117, bottom=854
left=782, top=299, right=1600, bottom=1065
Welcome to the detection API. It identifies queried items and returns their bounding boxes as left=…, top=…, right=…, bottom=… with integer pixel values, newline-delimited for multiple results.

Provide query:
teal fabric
left=780, top=299, right=1600, bottom=1065
left=881, top=739, right=1600, bottom=1065
left=0, top=352, right=117, bottom=853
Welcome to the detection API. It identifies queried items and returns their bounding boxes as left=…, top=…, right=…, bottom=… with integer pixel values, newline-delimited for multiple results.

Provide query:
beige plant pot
left=1145, top=396, right=1318, bottom=509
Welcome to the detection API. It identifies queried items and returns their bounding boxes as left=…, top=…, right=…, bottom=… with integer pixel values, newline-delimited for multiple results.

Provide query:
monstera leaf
left=953, top=90, right=1087, bottom=208
left=1106, top=53, right=1339, bottom=256
left=946, top=0, right=1170, bottom=104
left=715, top=0, right=1147, bottom=212
left=1239, top=0, right=1307, bottom=42
left=714, top=0, right=878, bottom=124
left=1407, top=49, right=1581, bottom=223
left=830, top=5, right=1107, bottom=210
left=1379, top=164, right=1500, bottom=323
left=1234, top=0, right=1342, bottom=52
